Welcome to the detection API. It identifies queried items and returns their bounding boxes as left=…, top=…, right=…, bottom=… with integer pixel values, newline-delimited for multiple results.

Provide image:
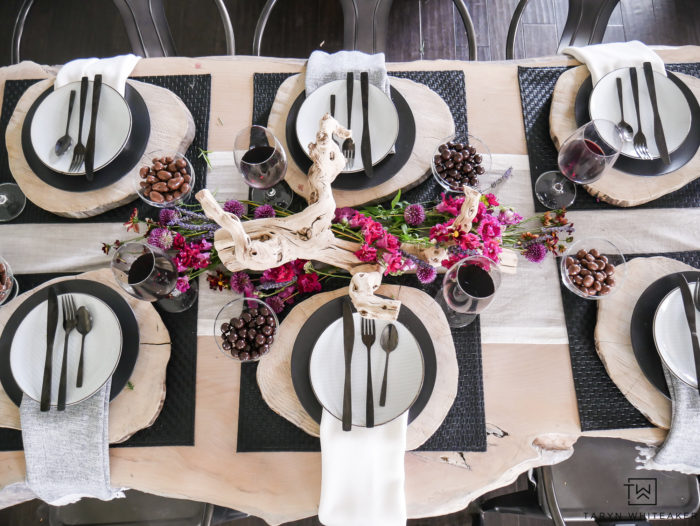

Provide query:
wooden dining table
left=0, top=46, right=699, bottom=525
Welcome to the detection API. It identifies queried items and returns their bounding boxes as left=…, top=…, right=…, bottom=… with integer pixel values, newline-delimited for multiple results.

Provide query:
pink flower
left=485, top=193, right=499, bottom=207
left=147, top=228, right=174, bottom=250
left=262, top=263, right=296, bottom=284
left=429, top=220, right=455, bottom=243
left=298, top=273, right=322, bottom=293
left=436, top=193, right=465, bottom=216
left=375, top=233, right=400, bottom=253
left=354, top=244, right=377, bottom=263
left=334, top=207, right=358, bottom=223
left=482, top=239, right=502, bottom=262
left=172, top=232, right=186, bottom=250
left=472, top=202, right=488, bottom=223
left=349, top=213, right=371, bottom=229
left=476, top=216, right=502, bottom=241
left=497, top=208, right=523, bottom=226
left=458, top=232, right=481, bottom=251
left=416, top=265, right=437, bottom=284
left=361, top=220, right=386, bottom=245
left=382, top=252, right=406, bottom=275
left=176, top=276, right=190, bottom=293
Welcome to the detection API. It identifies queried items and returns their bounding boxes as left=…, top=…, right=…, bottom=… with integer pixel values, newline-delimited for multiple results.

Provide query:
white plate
left=309, top=314, right=424, bottom=427
left=590, top=67, right=692, bottom=160
left=653, top=282, right=698, bottom=388
left=30, top=81, right=132, bottom=175
left=10, top=293, right=122, bottom=406
left=296, top=79, right=399, bottom=173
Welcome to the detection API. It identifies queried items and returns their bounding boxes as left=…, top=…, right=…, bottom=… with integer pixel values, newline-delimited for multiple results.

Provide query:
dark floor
left=1, top=1, right=699, bottom=525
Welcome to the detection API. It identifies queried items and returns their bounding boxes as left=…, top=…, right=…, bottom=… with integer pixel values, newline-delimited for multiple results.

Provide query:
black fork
left=360, top=317, right=375, bottom=427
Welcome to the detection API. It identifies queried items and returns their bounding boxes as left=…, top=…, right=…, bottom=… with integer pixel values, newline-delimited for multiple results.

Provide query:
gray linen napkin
left=305, top=50, right=390, bottom=97
left=20, top=379, right=125, bottom=505
left=636, top=368, right=700, bottom=474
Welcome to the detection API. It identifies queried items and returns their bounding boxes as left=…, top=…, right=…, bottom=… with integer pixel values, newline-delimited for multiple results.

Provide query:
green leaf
left=390, top=190, right=402, bottom=209
left=127, top=381, right=134, bottom=390
left=401, top=224, right=408, bottom=235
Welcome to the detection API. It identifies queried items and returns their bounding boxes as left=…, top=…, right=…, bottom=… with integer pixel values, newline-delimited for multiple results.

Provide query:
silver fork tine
left=68, top=294, right=76, bottom=319
left=61, top=296, right=67, bottom=323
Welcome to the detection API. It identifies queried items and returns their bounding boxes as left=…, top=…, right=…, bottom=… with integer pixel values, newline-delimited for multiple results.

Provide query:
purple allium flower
left=159, top=208, right=179, bottom=226
left=403, top=204, right=426, bottom=226
left=147, top=228, right=174, bottom=250
left=416, top=265, right=437, bottom=284
left=334, top=207, right=358, bottom=223
left=224, top=199, right=246, bottom=217
left=524, top=243, right=547, bottom=263
left=230, top=271, right=253, bottom=294
left=266, top=295, right=285, bottom=314
left=254, top=204, right=276, bottom=219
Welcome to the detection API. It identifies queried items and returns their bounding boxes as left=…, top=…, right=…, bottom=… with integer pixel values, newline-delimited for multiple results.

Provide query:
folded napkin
left=20, top=379, right=124, bottom=506
left=562, top=41, right=666, bottom=86
left=55, top=54, right=141, bottom=96
left=636, top=368, right=700, bottom=474
left=318, top=410, right=407, bottom=526
left=306, top=50, right=390, bottom=97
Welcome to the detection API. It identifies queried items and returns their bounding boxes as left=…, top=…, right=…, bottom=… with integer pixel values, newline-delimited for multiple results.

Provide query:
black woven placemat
left=518, top=63, right=700, bottom=212
left=238, top=70, right=484, bottom=453
left=0, top=272, right=198, bottom=451
left=0, top=74, right=211, bottom=223
left=560, top=250, right=700, bottom=431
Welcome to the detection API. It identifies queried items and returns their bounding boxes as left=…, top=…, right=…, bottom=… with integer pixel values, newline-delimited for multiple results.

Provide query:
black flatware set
left=60, top=74, right=103, bottom=179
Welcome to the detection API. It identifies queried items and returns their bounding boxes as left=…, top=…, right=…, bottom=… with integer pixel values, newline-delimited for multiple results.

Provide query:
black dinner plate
left=575, top=69, right=700, bottom=176
left=285, top=86, right=416, bottom=191
left=291, top=295, right=436, bottom=425
left=630, top=270, right=700, bottom=399
left=0, top=280, right=140, bottom=406
left=20, top=83, right=150, bottom=192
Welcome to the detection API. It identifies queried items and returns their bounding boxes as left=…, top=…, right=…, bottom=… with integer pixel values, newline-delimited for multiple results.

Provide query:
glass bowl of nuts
left=215, top=297, right=278, bottom=361
left=560, top=238, right=626, bottom=300
left=431, top=134, right=492, bottom=193
left=135, top=153, right=195, bottom=208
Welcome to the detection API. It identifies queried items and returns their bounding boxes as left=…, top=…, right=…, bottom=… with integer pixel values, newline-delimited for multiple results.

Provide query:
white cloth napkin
left=20, top=379, right=124, bottom=506
left=318, top=410, right=407, bottom=526
left=55, top=54, right=141, bottom=96
left=562, top=41, right=666, bottom=86
left=636, top=368, right=700, bottom=474
left=305, top=50, right=390, bottom=97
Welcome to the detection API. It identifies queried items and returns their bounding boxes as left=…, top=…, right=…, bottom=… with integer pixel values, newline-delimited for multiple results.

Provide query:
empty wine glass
left=535, top=119, right=623, bottom=209
left=0, top=183, right=26, bottom=222
left=234, top=125, right=292, bottom=209
left=436, top=255, right=502, bottom=327
left=110, top=242, right=196, bottom=312
left=0, top=255, right=18, bottom=305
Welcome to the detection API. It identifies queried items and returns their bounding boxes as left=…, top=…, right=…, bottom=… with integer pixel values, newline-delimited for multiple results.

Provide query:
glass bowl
left=560, top=237, right=626, bottom=300
left=214, top=297, right=279, bottom=362
left=431, top=134, right=492, bottom=193
left=135, top=152, right=195, bottom=208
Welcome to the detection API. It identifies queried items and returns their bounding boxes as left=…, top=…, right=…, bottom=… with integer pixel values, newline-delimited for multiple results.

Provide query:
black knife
left=360, top=72, right=373, bottom=178
left=642, top=62, right=670, bottom=165
left=84, top=74, right=103, bottom=181
left=679, top=275, right=700, bottom=393
left=342, top=297, right=354, bottom=432
left=40, top=287, right=59, bottom=411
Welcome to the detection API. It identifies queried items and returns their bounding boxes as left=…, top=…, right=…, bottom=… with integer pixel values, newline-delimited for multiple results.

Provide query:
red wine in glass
left=438, top=256, right=501, bottom=327
left=126, top=252, right=178, bottom=301
left=559, top=139, right=607, bottom=184
left=240, top=146, right=287, bottom=190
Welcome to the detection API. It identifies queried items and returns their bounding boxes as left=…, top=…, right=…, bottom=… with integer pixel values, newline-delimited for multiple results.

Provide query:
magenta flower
left=382, top=252, right=406, bottom=275
left=254, top=204, right=276, bottom=219
left=224, top=199, right=246, bottom=217
left=403, top=204, right=426, bottom=226
left=375, top=233, right=400, bottom=253
left=298, top=273, right=322, bottom=293
left=436, top=193, right=465, bottom=216
left=524, top=243, right=547, bottom=263
left=482, top=239, right=502, bottom=262
left=476, top=216, right=502, bottom=241
left=230, top=271, right=253, bottom=294
left=147, top=228, right=174, bottom=250
left=416, top=265, right=437, bottom=284
left=176, top=276, right=190, bottom=293
left=159, top=208, right=179, bottom=226
left=334, top=207, right=358, bottom=223
left=484, top=193, right=499, bottom=207
left=266, top=296, right=285, bottom=314
left=361, top=221, right=386, bottom=245
left=348, top=212, right=371, bottom=229
left=354, top=243, right=377, bottom=263
left=497, top=208, right=524, bottom=226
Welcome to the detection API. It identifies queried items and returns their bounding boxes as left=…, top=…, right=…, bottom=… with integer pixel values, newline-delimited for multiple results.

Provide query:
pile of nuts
left=138, top=155, right=192, bottom=204
left=565, top=248, right=616, bottom=297
left=219, top=305, right=277, bottom=361
left=433, top=140, right=485, bottom=190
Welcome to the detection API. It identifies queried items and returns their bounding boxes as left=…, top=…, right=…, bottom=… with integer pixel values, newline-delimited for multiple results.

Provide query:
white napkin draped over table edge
left=562, top=41, right=666, bottom=86
left=318, top=410, right=407, bottom=526
left=55, top=54, right=141, bottom=96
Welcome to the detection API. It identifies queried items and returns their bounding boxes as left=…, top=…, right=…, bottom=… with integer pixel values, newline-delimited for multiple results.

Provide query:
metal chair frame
left=506, top=0, right=621, bottom=60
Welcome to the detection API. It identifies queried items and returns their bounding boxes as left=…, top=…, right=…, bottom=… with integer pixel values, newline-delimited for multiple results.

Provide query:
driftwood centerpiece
left=196, top=115, right=481, bottom=320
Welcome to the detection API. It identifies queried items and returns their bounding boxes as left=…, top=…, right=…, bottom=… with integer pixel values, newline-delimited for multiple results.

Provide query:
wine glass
left=0, top=183, right=26, bottom=222
left=234, top=125, right=292, bottom=209
left=436, top=255, right=502, bottom=328
left=535, top=119, right=624, bottom=209
left=110, top=242, right=196, bottom=312
left=0, top=255, right=18, bottom=305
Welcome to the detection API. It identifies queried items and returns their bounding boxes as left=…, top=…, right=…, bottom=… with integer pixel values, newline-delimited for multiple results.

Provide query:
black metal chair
left=11, top=0, right=235, bottom=64
left=472, top=437, right=700, bottom=526
left=253, top=0, right=478, bottom=60
left=506, top=0, right=621, bottom=60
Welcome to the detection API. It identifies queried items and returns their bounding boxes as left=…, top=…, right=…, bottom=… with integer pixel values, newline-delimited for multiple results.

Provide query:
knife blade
left=84, top=74, right=103, bottom=181
left=40, top=287, right=59, bottom=411
left=360, top=71, right=373, bottom=178
left=678, top=275, right=700, bottom=392
left=342, top=297, right=354, bottom=432
left=642, top=62, right=670, bottom=165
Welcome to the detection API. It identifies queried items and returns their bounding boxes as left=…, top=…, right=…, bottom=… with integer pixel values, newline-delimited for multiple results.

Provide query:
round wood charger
left=5, top=78, right=195, bottom=218
left=256, top=284, right=459, bottom=451
left=549, top=66, right=700, bottom=207
left=0, top=268, right=171, bottom=443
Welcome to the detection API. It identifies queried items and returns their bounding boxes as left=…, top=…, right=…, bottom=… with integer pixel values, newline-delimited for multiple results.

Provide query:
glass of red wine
left=110, top=242, right=197, bottom=312
left=437, top=255, right=502, bottom=328
left=535, top=119, right=623, bottom=209
left=234, top=125, right=292, bottom=209
left=0, top=255, right=18, bottom=306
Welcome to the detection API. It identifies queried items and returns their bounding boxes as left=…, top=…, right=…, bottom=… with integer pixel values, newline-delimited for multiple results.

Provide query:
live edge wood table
left=1, top=47, right=699, bottom=525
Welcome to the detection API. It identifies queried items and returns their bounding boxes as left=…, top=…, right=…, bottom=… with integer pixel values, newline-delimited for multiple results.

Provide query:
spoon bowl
left=379, top=323, right=399, bottom=407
